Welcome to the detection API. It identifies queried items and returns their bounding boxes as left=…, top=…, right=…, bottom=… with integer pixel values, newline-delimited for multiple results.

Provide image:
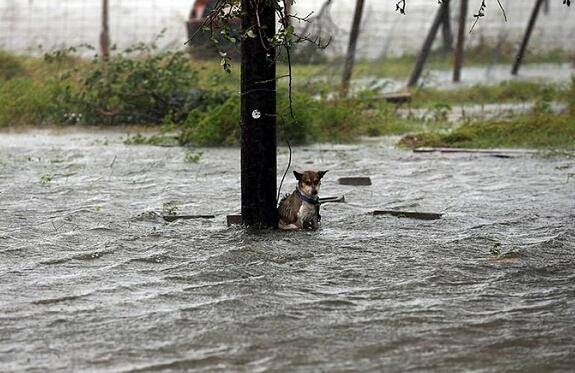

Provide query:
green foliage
left=398, top=112, right=575, bottom=149
left=47, top=44, right=204, bottom=125
left=40, top=173, right=53, bottom=185
left=179, top=93, right=241, bottom=146
left=0, top=50, right=26, bottom=80
left=162, top=201, right=180, bottom=216
left=0, top=77, right=56, bottom=127
left=184, top=150, right=203, bottom=163
left=123, top=133, right=179, bottom=146
left=177, top=88, right=380, bottom=146
left=413, top=80, right=570, bottom=107
left=570, top=76, right=575, bottom=115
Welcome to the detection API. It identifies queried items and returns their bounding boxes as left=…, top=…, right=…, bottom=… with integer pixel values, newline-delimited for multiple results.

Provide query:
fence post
left=441, top=0, right=454, bottom=54
left=512, top=0, right=544, bottom=76
left=407, top=2, right=447, bottom=88
left=99, top=0, right=110, bottom=59
left=453, top=0, right=468, bottom=82
left=341, top=0, right=366, bottom=96
left=240, top=0, right=277, bottom=229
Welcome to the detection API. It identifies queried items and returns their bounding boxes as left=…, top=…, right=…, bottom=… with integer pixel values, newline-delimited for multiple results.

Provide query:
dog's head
left=294, top=170, right=328, bottom=196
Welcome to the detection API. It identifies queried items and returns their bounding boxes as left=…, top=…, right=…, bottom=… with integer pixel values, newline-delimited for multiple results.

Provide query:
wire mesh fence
left=1, top=0, right=573, bottom=58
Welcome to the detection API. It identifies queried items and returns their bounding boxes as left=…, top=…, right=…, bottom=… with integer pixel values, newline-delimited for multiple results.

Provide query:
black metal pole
left=99, top=0, right=110, bottom=60
left=341, top=0, right=366, bottom=96
left=407, top=3, right=447, bottom=88
left=512, top=0, right=544, bottom=76
left=453, top=0, right=468, bottom=82
left=240, top=0, right=277, bottom=229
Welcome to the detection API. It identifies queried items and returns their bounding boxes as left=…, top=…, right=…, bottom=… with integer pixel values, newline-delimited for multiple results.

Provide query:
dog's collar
left=296, top=189, right=319, bottom=205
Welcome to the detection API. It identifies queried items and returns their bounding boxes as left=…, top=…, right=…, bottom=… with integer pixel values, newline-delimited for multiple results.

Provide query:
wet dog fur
left=278, top=170, right=328, bottom=230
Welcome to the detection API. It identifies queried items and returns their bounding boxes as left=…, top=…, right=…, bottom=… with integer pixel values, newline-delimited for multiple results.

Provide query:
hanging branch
left=393, top=0, right=533, bottom=32
left=396, top=0, right=407, bottom=14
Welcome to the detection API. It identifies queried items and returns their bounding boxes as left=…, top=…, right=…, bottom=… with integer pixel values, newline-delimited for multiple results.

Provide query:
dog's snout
left=311, top=189, right=318, bottom=195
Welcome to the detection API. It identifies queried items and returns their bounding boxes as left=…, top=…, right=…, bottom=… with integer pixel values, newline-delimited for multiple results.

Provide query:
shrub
left=48, top=45, right=209, bottom=125
left=179, top=94, right=241, bottom=146
left=177, top=88, right=377, bottom=146
left=398, top=113, right=575, bottom=149
left=0, top=50, right=26, bottom=80
left=0, top=77, right=55, bottom=127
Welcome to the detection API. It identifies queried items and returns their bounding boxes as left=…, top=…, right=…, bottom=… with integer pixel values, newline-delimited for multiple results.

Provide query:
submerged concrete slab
left=338, top=177, right=372, bottom=186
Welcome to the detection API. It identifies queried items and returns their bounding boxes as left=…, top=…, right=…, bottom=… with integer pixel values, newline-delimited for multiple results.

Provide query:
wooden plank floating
left=319, top=195, right=346, bottom=204
left=373, top=210, right=443, bottom=220
left=163, top=215, right=215, bottom=222
left=227, top=214, right=242, bottom=227
left=338, top=177, right=372, bottom=186
left=383, top=92, right=412, bottom=104
left=414, top=147, right=538, bottom=155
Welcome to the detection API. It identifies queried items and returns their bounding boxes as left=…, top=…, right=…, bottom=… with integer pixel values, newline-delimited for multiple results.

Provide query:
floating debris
left=319, top=195, right=346, bottom=204
left=338, top=177, right=372, bottom=186
left=163, top=215, right=215, bottom=222
left=373, top=210, right=442, bottom=220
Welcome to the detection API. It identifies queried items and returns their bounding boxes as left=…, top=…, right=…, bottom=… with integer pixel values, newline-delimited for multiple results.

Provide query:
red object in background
left=190, top=0, right=213, bottom=20
left=186, top=0, right=240, bottom=58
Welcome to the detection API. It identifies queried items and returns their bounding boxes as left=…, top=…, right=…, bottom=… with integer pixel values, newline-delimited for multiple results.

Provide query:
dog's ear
left=293, top=171, right=303, bottom=181
left=318, top=170, right=329, bottom=179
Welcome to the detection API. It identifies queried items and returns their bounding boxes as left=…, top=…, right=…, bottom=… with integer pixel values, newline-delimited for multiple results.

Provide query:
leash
left=276, top=113, right=293, bottom=204
left=296, top=189, right=321, bottom=223
left=295, top=189, right=319, bottom=205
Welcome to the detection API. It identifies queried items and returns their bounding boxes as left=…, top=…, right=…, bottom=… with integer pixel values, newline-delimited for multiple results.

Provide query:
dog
left=278, top=170, right=328, bottom=230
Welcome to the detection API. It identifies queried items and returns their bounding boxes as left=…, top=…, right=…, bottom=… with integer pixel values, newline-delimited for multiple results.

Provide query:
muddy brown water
left=1, top=131, right=574, bottom=372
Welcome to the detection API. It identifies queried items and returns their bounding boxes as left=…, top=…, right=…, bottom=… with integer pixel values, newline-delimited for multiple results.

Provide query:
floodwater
left=345, top=63, right=575, bottom=94
left=1, top=130, right=574, bottom=372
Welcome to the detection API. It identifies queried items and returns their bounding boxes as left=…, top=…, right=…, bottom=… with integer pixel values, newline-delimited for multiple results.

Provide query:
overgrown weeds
left=0, top=46, right=573, bottom=149
left=398, top=112, right=575, bottom=149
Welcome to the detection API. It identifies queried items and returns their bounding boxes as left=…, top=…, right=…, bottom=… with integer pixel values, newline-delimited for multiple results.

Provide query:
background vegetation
left=0, top=46, right=573, bottom=149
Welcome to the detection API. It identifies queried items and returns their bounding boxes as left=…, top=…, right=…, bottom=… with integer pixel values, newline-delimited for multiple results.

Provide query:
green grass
left=286, top=44, right=573, bottom=81
left=398, top=112, right=575, bottom=149
left=0, top=77, right=57, bottom=127
left=412, top=80, right=570, bottom=107
left=1, top=48, right=573, bottom=150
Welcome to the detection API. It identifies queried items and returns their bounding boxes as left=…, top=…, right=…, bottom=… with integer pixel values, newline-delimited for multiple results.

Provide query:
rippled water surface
left=1, top=130, right=574, bottom=372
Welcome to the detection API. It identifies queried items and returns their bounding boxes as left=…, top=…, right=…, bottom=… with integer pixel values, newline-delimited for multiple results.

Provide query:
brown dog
left=278, top=170, right=328, bottom=230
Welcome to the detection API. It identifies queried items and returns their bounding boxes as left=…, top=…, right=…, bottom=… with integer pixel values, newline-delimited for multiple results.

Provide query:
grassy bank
left=398, top=113, right=575, bottom=149
left=399, top=77, right=575, bottom=150
left=1, top=48, right=573, bottom=149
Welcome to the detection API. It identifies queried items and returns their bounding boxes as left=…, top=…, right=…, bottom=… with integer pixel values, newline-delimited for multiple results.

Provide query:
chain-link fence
left=1, top=0, right=573, bottom=58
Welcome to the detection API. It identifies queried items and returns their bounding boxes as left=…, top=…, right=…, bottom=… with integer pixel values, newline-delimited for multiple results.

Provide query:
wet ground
left=349, top=63, right=575, bottom=94
left=1, top=131, right=574, bottom=372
